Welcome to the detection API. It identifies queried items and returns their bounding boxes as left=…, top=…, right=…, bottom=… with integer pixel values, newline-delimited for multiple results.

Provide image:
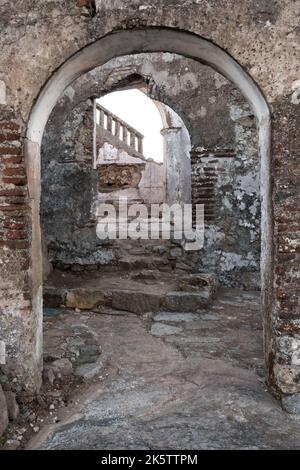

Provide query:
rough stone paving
left=26, top=289, right=300, bottom=450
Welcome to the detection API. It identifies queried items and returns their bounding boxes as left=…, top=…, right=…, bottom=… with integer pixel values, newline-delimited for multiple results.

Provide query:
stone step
left=116, top=256, right=171, bottom=271
left=43, top=269, right=215, bottom=314
left=161, top=290, right=212, bottom=312
left=111, top=290, right=162, bottom=315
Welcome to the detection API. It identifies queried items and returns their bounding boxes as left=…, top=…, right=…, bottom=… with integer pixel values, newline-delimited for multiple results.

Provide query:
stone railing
left=96, top=103, right=144, bottom=156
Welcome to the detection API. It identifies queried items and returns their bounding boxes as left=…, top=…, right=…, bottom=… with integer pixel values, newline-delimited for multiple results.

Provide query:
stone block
left=273, top=365, right=300, bottom=395
left=150, top=323, right=182, bottom=336
left=66, top=289, right=106, bottom=310
left=112, top=290, right=162, bottom=314
left=50, top=358, right=73, bottom=376
left=282, top=394, right=300, bottom=415
left=76, top=345, right=101, bottom=365
left=178, top=273, right=216, bottom=293
left=162, top=290, right=211, bottom=312
left=75, top=362, right=103, bottom=380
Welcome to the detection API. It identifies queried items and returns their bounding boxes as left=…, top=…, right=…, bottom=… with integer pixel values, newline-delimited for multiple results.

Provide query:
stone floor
left=28, top=288, right=300, bottom=450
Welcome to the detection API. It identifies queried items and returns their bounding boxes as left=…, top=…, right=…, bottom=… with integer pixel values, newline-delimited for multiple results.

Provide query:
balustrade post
left=115, top=121, right=120, bottom=139
left=96, top=104, right=144, bottom=156
left=123, top=126, right=128, bottom=146
left=138, top=136, right=143, bottom=154
left=130, top=131, right=136, bottom=149
left=99, top=109, right=105, bottom=127
left=107, top=115, right=112, bottom=133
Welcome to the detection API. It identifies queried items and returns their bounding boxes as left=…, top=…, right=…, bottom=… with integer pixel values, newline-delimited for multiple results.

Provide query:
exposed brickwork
left=191, top=149, right=235, bottom=224
left=0, top=112, right=33, bottom=392
left=268, top=94, right=300, bottom=395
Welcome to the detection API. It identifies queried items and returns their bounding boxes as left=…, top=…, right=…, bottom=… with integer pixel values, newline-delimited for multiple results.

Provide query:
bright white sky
left=98, top=89, right=164, bottom=162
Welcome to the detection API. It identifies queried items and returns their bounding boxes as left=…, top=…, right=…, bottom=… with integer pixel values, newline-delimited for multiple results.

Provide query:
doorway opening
left=22, top=31, right=273, bottom=436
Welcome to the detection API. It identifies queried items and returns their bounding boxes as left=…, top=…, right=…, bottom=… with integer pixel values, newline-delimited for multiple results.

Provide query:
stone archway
left=25, top=27, right=272, bottom=393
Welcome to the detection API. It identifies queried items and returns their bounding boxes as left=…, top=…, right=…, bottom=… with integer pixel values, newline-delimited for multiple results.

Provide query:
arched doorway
left=25, top=27, right=272, bottom=392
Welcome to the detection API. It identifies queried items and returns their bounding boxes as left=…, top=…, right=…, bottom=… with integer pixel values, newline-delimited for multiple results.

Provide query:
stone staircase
left=45, top=202, right=215, bottom=315
left=105, top=238, right=203, bottom=274
left=44, top=238, right=216, bottom=315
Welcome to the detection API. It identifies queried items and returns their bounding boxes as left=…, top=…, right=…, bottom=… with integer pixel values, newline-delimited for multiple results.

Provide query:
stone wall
left=41, top=100, right=114, bottom=269
left=192, top=103, right=260, bottom=288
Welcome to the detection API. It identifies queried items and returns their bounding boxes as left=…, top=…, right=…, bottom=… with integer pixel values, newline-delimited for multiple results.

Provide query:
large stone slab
left=162, top=290, right=211, bottom=312
left=154, top=312, right=198, bottom=322
left=112, top=290, right=162, bottom=314
left=66, top=289, right=107, bottom=310
left=150, top=323, right=182, bottom=336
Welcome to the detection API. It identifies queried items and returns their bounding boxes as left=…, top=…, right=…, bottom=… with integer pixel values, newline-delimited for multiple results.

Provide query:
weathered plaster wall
left=192, top=102, right=260, bottom=288
left=0, top=0, right=299, bottom=398
left=41, top=100, right=115, bottom=269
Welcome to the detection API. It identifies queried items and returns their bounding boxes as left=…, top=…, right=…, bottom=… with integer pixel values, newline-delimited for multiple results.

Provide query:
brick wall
left=0, top=112, right=37, bottom=391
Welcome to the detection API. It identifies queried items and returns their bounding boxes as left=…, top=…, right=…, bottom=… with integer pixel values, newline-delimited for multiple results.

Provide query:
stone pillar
left=161, top=126, right=191, bottom=205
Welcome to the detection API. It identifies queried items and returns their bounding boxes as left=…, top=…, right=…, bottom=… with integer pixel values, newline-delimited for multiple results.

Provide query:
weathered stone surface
left=130, top=270, right=159, bottom=281
left=154, top=312, right=198, bottom=322
left=43, top=367, right=55, bottom=385
left=50, top=359, right=73, bottom=377
left=2, top=439, right=21, bottom=450
left=4, top=391, right=19, bottom=421
left=75, top=362, right=103, bottom=380
left=0, top=384, right=8, bottom=437
left=282, top=394, right=300, bottom=415
left=162, top=290, right=211, bottom=312
left=169, top=247, right=182, bottom=259
left=112, top=290, right=162, bottom=314
left=0, top=341, right=5, bottom=365
left=150, top=323, right=182, bottom=336
left=66, top=290, right=106, bottom=310
left=178, top=273, right=216, bottom=293
left=76, top=345, right=100, bottom=365
left=31, top=290, right=300, bottom=450
left=98, top=163, right=144, bottom=191
left=43, top=287, right=66, bottom=308
left=273, top=365, right=300, bottom=395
